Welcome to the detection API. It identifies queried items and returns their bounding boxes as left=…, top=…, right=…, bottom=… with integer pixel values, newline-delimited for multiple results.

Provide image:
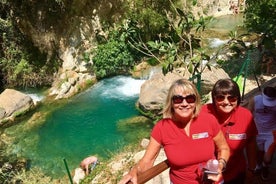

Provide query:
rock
left=0, top=89, right=34, bottom=125
left=131, top=61, right=161, bottom=79
left=73, top=168, right=85, bottom=184
left=131, top=148, right=169, bottom=184
left=49, top=70, right=96, bottom=100
left=110, top=161, right=124, bottom=173
left=200, top=66, right=230, bottom=94
left=61, top=47, right=78, bottom=71
left=140, top=138, right=150, bottom=149
left=60, top=82, right=71, bottom=95
left=133, top=150, right=146, bottom=163
left=0, top=107, right=5, bottom=119
left=147, top=149, right=170, bottom=184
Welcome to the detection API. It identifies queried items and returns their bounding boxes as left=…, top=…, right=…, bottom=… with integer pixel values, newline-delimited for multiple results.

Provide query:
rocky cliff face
left=7, top=0, right=126, bottom=99
left=10, top=0, right=237, bottom=62
left=7, top=0, right=238, bottom=99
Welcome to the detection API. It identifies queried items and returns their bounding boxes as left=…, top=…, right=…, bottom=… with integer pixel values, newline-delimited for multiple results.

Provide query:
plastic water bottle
left=206, top=159, right=219, bottom=172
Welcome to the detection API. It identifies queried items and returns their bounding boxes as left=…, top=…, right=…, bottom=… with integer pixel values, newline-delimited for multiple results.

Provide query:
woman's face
left=214, top=94, right=238, bottom=114
left=172, top=87, right=196, bottom=121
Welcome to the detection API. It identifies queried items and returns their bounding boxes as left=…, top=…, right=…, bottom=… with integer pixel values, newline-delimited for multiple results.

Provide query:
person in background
left=80, top=155, right=98, bottom=175
left=201, top=78, right=257, bottom=184
left=261, top=52, right=274, bottom=75
left=229, top=0, right=239, bottom=14
left=247, top=86, right=276, bottom=181
left=119, top=79, right=230, bottom=184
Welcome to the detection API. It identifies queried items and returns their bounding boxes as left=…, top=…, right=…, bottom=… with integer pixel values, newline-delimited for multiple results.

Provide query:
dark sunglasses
left=172, top=94, right=196, bottom=104
left=215, top=95, right=237, bottom=102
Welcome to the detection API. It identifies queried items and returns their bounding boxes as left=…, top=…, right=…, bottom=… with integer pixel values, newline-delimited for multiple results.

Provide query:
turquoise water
left=5, top=76, right=149, bottom=178
left=207, top=13, right=244, bottom=31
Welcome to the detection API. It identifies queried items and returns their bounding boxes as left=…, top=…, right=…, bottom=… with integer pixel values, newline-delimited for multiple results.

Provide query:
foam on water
left=208, top=38, right=228, bottom=48
left=99, top=76, right=145, bottom=99
left=27, top=93, right=44, bottom=103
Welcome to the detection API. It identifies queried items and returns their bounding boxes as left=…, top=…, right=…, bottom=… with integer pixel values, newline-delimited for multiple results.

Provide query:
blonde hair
left=162, top=79, right=201, bottom=118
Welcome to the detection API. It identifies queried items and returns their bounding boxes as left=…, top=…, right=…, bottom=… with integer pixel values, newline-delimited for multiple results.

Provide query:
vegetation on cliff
left=1, top=0, right=275, bottom=89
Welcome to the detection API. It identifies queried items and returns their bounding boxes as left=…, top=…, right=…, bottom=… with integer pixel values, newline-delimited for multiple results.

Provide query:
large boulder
left=0, top=89, right=34, bottom=126
left=200, top=66, right=230, bottom=94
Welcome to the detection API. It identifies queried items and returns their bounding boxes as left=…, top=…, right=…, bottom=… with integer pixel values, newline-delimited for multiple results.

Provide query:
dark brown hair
left=263, top=86, right=276, bottom=98
left=211, top=78, right=241, bottom=105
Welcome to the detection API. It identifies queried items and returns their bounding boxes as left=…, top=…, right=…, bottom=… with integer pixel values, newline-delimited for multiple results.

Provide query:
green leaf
left=188, top=62, right=194, bottom=73
left=176, top=8, right=185, bottom=17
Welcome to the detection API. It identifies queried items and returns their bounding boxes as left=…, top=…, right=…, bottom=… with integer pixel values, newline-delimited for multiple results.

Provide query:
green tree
left=244, top=0, right=276, bottom=40
left=128, top=0, right=213, bottom=78
left=92, top=22, right=139, bottom=79
left=126, top=0, right=176, bottom=41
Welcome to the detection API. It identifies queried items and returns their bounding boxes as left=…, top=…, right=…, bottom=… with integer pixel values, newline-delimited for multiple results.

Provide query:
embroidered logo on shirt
left=192, top=132, right=209, bottom=139
left=228, top=133, right=246, bottom=140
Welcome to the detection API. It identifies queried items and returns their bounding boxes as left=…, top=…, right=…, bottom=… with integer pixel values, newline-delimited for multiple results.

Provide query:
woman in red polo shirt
left=119, top=79, right=230, bottom=184
left=202, top=78, right=258, bottom=184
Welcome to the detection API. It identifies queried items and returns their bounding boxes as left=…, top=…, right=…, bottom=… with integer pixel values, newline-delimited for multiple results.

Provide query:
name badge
left=228, top=133, right=246, bottom=140
left=192, top=132, right=209, bottom=139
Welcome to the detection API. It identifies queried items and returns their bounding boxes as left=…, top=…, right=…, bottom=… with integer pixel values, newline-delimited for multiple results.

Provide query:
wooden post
left=127, top=159, right=169, bottom=184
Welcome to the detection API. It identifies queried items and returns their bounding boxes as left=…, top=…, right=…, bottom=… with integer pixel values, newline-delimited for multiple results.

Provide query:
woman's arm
left=214, top=130, right=230, bottom=167
left=210, top=130, right=230, bottom=182
left=118, top=137, right=161, bottom=184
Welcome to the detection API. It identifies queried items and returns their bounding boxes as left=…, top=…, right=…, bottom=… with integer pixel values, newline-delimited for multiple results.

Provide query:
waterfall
left=208, top=38, right=229, bottom=48
left=99, top=76, right=146, bottom=98
left=27, top=93, right=44, bottom=104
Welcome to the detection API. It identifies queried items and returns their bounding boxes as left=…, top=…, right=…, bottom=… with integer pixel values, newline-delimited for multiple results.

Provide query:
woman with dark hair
left=202, top=78, right=258, bottom=184
left=119, top=79, right=230, bottom=184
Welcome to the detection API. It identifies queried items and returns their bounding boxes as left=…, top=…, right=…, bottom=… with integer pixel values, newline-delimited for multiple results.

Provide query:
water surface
left=5, top=76, right=149, bottom=178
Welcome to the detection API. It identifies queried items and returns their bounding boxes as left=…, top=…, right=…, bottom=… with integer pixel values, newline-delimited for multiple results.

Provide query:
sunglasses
left=172, top=94, right=196, bottom=104
left=215, top=95, right=237, bottom=102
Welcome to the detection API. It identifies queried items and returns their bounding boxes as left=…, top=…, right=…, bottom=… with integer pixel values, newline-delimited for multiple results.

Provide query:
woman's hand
left=207, top=158, right=226, bottom=182
left=118, top=172, right=137, bottom=184
left=207, top=172, right=223, bottom=182
left=119, top=137, right=161, bottom=184
left=118, top=166, right=138, bottom=184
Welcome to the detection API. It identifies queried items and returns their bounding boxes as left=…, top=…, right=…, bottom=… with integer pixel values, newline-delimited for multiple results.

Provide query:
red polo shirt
left=202, top=104, right=257, bottom=182
left=151, top=111, right=220, bottom=184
